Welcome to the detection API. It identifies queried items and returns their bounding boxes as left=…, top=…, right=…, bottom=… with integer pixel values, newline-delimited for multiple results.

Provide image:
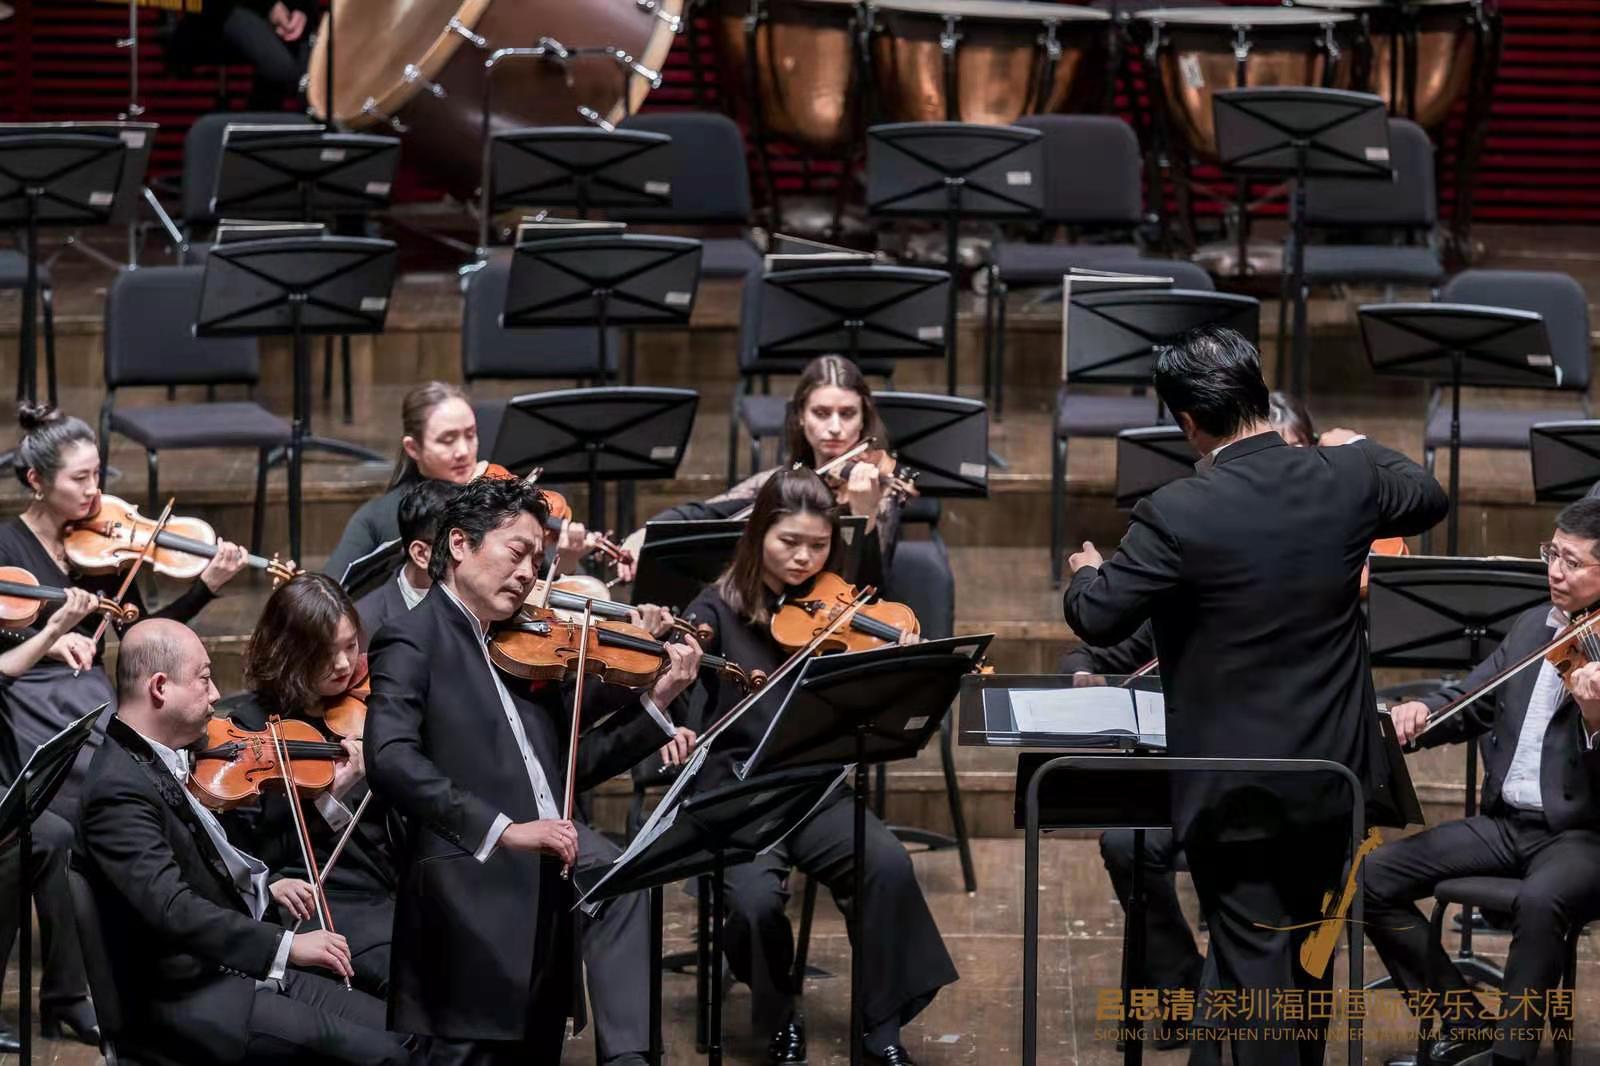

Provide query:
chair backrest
left=181, top=111, right=315, bottom=227
left=104, top=266, right=260, bottom=389
left=460, top=258, right=613, bottom=381
left=1304, top=118, right=1436, bottom=230
left=1066, top=289, right=1260, bottom=385
left=1439, top=269, right=1591, bottom=393
left=67, top=865, right=127, bottom=1040
left=884, top=535, right=955, bottom=640
left=1017, top=115, right=1143, bottom=227
left=612, top=112, right=752, bottom=226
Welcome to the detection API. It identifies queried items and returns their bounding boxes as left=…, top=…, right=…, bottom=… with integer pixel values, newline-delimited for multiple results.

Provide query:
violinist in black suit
left=364, top=476, right=703, bottom=1066
left=1064, top=325, right=1447, bottom=1065
left=74, top=619, right=413, bottom=1064
left=355, top=478, right=457, bottom=642
left=220, top=573, right=400, bottom=996
left=1374, top=499, right=1600, bottom=1066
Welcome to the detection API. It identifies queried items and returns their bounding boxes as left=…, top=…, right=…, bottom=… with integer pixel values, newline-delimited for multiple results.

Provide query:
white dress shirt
left=396, top=571, right=428, bottom=611
left=435, top=583, right=677, bottom=863
left=124, top=719, right=293, bottom=980
left=1501, top=607, right=1600, bottom=811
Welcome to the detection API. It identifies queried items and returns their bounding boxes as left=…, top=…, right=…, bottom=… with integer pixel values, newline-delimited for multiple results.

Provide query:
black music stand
left=742, top=635, right=993, bottom=1066
left=867, top=122, right=1045, bottom=395
left=195, top=235, right=397, bottom=564
left=578, top=763, right=848, bottom=1066
left=1213, top=87, right=1391, bottom=399
left=1115, top=425, right=1193, bottom=509
left=505, top=234, right=702, bottom=385
left=872, top=391, right=990, bottom=498
left=338, top=536, right=403, bottom=600
left=0, top=703, right=104, bottom=1065
left=754, top=264, right=952, bottom=369
left=489, top=387, right=697, bottom=533
left=630, top=515, right=871, bottom=613
left=481, top=126, right=672, bottom=253
left=1066, top=288, right=1261, bottom=382
left=1530, top=420, right=1600, bottom=503
left=1367, top=553, right=1549, bottom=987
left=1359, top=302, right=1555, bottom=553
left=0, top=130, right=127, bottom=422
left=212, top=126, right=400, bottom=218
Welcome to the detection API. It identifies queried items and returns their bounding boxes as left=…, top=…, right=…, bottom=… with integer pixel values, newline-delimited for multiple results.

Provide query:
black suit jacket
left=364, top=587, right=665, bottom=1040
left=1058, top=623, right=1155, bottom=676
left=1065, top=432, right=1448, bottom=843
left=355, top=576, right=411, bottom=649
left=75, top=716, right=287, bottom=1061
left=1417, top=603, right=1600, bottom=832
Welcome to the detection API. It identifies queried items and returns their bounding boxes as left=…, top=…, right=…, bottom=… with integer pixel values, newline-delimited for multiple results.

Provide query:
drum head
left=1135, top=6, right=1354, bottom=26
left=872, top=0, right=1108, bottom=20
left=307, top=0, right=490, bottom=125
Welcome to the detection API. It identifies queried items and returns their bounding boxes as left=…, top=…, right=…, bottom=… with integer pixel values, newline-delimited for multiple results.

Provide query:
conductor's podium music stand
left=1531, top=420, right=1600, bottom=503
left=959, top=675, right=1374, bottom=1066
left=1358, top=302, right=1556, bottom=554
left=579, top=763, right=849, bottom=1066
left=1366, top=553, right=1550, bottom=990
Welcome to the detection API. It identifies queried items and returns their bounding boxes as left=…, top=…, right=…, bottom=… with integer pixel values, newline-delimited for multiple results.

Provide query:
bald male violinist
left=1372, top=497, right=1600, bottom=1066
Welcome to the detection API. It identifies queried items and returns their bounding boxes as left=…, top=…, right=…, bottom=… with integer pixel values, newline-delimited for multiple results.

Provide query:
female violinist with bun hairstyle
left=681, top=467, right=952, bottom=1066
left=622, top=354, right=904, bottom=587
left=216, top=572, right=399, bottom=995
left=0, top=404, right=246, bottom=804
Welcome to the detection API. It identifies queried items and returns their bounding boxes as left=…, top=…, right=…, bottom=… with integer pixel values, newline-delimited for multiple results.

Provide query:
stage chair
left=1, top=248, right=56, bottom=409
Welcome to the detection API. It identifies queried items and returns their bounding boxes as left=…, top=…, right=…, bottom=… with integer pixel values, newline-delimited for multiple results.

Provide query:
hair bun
left=15, top=402, right=61, bottom=434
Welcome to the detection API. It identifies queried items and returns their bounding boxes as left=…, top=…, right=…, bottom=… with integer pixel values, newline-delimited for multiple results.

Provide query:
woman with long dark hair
left=681, top=467, right=954, bottom=1066
left=217, top=572, right=398, bottom=995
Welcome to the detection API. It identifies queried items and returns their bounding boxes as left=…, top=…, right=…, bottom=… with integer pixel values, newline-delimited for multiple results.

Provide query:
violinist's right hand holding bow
left=1389, top=700, right=1431, bottom=748
left=500, top=819, right=579, bottom=866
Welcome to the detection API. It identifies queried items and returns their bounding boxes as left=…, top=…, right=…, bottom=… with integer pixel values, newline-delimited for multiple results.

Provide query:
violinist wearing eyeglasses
left=1369, top=498, right=1600, bottom=1066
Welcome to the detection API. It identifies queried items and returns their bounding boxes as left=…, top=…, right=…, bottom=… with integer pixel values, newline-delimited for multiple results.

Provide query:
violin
left=814, top=439, right=918, bottom=504
left=472, top=462, right=635, bottom=571
left=188, top=716, right=345, bottom=811
left=527, top=575, right=711, bottom=643
left=769, top=571, right=920, bottom=654
left=489, top=606, right=764, bottom=692
left=1359, top=537, right=1411, bottom=598
left=66, top=494, right=298, bottom=585
left=318, top=656, right=370, bottom=740
left=0, top=566, right=138, bottom=629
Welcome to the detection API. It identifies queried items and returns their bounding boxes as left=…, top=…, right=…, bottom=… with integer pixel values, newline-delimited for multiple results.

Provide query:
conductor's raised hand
left=1067, top=541, right=1104, bottom=576
left=289, top=930, right=353, bottom=978
left=649, top=635, right=702, bottom=708
left=501, top=818, right=579, bottom=866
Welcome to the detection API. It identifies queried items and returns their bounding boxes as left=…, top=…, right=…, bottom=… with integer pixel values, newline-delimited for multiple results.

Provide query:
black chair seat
left=0, top=249, right=48, bottom=287
left=1424, top=404, right=1588, bottom=450
left=1056, top=391, right=1163, bottom=439
left=1432, top=876, right=1523, bottom=916
left=737, top=393, right=787, bottom=438
left=992, top=241, right=1146, bottom=285
left=899, top=496, right=942, bottom=526
left=109, top=402, right=290, bottom=450
left=701, top=237, right=762, bottom=280
left=1298, top=243, right=1445, bottom=285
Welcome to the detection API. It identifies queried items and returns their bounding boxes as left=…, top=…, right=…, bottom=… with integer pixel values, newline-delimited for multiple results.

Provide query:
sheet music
left=1009, top=688, right=1138, bottom=736
left=575, top=744, right=708, bottom=908
left=1134, top=690, right=1166, bottom=738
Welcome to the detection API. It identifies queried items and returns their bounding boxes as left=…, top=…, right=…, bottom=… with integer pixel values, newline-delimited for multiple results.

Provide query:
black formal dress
left=75, top=716, right=411, bottom=1064
left=217, top=689, right=402, bottom=996
left=364, top=584, right=666, bottom=1065
left=1364, top=603, right=1600, bottom=1062
left=1064, top=432, right=1447, bottom=1066
left=682, top=580, right=958, bottom=1046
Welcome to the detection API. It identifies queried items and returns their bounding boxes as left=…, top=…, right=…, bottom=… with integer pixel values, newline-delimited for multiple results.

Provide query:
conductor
left=1063, top=325, right=1448, bottom=1065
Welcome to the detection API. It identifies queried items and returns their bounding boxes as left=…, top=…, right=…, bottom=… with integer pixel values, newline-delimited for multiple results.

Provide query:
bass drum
left=306, top=0, right=684, bottom=197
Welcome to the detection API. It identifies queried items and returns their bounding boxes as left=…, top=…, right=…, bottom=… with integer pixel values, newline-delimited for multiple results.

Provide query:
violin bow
left=560, top=600, right=595, bottom=881
left=730, top=441, right=878, bottom=522
left=1121, top=658, right=1160, bottom=686
left=291, top=790, right=373, bottom=934
left=88, top=496, right=176, bottom=648
left=266, top=716, right=352, bottom=990
left=691, top=585, right=874, bottom=754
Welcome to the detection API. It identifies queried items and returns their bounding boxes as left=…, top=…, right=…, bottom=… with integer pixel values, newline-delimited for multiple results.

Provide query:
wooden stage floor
left=1, top=836, right=1593, bottom=1065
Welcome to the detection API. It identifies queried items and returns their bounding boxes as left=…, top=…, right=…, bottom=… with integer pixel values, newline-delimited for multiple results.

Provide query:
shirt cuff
left=268, top=930, right=293, bottom=981
left=1587, top=728, right=1600, bottom=751
left=314, top=792, right=353, bottom=832
left=640, top=693, right=677, bottom=739
left=476, top=812, right=512, bottom=863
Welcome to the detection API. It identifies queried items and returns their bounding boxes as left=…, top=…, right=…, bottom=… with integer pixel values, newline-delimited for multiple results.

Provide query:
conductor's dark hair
left=246, top=574, right=361, bottom=714
left=429, top=476, right=549, bottom=582
left=717, top=467, right=843, bottom=625
left=398, top=479, right=459, bottom=550
left=13, top=403, right=97, bottom=490
left=1555, top=498, right=1600, bottom=557
left=1153, top=326, right=1270, bottom=439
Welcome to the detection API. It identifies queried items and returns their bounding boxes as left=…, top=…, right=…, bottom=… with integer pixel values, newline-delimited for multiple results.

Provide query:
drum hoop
left=622, top=0, right=688, bottom=121
left=307, top=0, right=493, bottom=124
left=1134, top=8, right=1356, bottom=28
left=869, top=0, right=1109, bottom=21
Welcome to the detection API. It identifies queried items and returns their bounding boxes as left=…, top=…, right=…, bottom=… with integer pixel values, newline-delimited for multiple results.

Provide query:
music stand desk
left=753, top=264, right=952, bottom=369
left=483, top=126, right=671, bottom=251
left=213, top=126, right=400, bottom=218
left=1115, top=426, right=1192, bottom=510
left=630, top=515, right=870, bottom=613
left=0, top=704, right=104, bottom=1065
left=863, top=391, right=990, bottom=499
left=1531, top=420, right=1600, bottom=503
left=742, top=636, right=992, bottom=1066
